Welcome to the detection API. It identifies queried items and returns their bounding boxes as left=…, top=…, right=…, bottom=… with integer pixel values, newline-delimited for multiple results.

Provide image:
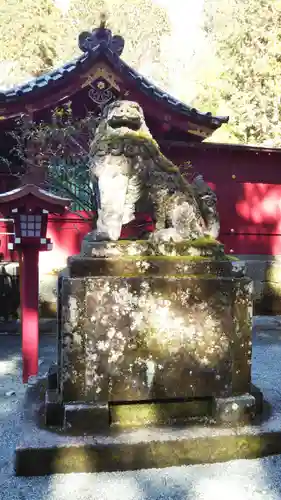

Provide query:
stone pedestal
left=45, top=239, right=262, bottom=432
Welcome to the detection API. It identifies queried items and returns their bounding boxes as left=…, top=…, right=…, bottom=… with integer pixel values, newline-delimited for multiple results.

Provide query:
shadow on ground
left=1, top=329, right=281, bottom=499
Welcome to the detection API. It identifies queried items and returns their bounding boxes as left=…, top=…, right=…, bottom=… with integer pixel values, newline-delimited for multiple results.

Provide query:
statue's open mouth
left=109, top=117, right=141, bottom=131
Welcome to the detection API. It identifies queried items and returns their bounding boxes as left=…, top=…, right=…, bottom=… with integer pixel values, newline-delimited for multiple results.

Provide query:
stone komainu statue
left=87, top=100, right=220, bottom=243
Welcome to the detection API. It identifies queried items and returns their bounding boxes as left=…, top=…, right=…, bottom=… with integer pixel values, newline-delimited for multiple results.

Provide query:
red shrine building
left=0, top=23, right=281, bottom=313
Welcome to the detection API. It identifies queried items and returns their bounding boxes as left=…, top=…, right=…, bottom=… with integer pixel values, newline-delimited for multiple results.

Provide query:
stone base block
left=15, top=403, right=277, bottom=477
left=47, top=363, right=58, bottom=390
left=110, top=399, right=213, bottom=428
left=64, top=403, right=110, bottom=433
left=235, top=256, right=281, bottom=315
left=254, top=282, right=281, bottom=315
left=214, top=394, right=256, bottom=425
left=45, top=389, right=64, bottom=428
left=44, top=387, right=263, bottom=433
left=58, top=273, right=253, bottom=403
left=53, top=240, right=260, bottom=433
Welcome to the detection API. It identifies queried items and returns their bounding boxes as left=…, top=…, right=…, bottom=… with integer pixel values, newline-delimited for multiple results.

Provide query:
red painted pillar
left=21, top=246, right=39, bottom=383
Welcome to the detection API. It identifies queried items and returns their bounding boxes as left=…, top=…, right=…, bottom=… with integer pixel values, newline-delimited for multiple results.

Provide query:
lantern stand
left=0, top=185, right=70, bottom=383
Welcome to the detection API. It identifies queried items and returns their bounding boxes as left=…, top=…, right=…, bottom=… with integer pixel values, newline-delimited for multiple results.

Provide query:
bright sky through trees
left=1, top=0, right=281, bottom=146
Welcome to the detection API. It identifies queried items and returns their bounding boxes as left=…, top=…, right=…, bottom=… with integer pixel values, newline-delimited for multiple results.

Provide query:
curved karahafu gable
left=0, top=23, right=229, bottom=142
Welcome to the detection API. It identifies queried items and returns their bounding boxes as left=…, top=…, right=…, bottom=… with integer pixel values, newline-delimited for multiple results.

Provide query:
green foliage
left=0, top=0, right=170, bottom=83
left=47, top=158, right=93, bottom=212
left=195, top=0, right=281, bottom=146
left=5, top=103, right=98, bottom=216
left=0, top=0, right=64, bottom=79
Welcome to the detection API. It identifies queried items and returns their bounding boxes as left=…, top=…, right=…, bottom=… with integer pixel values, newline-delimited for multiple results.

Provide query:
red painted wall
left=168, top=143, right=281, bottom=255
left=2, top=143, right=281, bottom=265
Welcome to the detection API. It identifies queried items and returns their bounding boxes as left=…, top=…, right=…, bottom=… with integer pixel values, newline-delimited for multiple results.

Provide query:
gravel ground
left=1, top=322, right=281, bottom=499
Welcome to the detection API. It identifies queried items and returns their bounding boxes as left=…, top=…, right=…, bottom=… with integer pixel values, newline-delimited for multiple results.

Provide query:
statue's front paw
left=149, top=228, right=183, bottom=244
left=84, top=230, right=112, bottom=242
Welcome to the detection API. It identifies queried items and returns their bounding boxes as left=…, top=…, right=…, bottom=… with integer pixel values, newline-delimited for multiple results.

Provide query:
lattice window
left=20, top=214, right=42, bottom=237
left=46, top=159, right=95, bottom=212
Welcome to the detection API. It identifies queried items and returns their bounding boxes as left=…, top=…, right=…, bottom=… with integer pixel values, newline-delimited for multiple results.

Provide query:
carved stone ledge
left=80, top=238, right=226, bottom=259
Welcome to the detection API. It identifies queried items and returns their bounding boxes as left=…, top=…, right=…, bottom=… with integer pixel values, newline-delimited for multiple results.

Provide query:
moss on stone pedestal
left=110, top=400, right=212, bottom=428
left=80, top=237, right=226, bottom=259
left=70, top=238, right=244, bottom=279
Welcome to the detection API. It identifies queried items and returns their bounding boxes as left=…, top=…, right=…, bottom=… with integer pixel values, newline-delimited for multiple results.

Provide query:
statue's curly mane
left=90, top=101, right=189, bottom=176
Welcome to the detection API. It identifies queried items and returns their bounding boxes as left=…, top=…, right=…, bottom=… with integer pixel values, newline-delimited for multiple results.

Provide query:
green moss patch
left=110, top=400, right=212, bottom=428
left=225, top=255, right=240, bottom=261
left=102, top=255, right=212, bottom=262
left=117, top=237, right=221, bottom=248
left=186, top=236, right=220, bottom=247
left=113, top=273, right=219, bottom=278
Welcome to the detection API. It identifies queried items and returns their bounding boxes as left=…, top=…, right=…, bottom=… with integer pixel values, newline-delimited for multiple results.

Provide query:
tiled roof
left=0, top=27, right=229, bottom=129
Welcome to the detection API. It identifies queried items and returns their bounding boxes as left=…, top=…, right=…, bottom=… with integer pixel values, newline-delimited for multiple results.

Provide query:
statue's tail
left=192, top=175, right=220, bottom=239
